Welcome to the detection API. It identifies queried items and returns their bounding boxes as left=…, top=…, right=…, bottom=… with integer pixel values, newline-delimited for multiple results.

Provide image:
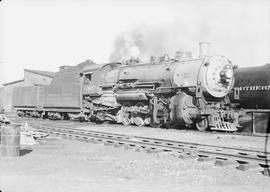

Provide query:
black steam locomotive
left=13, top=43, right=239, bottom=131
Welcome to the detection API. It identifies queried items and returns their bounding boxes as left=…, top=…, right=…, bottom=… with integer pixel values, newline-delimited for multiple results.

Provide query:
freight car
left=229, top=64, right=270, bottom=133
left=231, top=64, right=270, bottom=109
left=13, top=43, right=239, bottom=131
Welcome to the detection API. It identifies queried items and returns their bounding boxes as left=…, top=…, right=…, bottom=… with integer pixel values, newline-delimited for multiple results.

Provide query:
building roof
left=24, top=69, right=55, bottom=78
left=2, top=79, right=24, bottom=86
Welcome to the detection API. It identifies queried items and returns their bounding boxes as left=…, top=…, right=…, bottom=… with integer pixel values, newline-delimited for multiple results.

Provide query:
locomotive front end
left=198, top=55, right=234, bottom=99
left=173, top=44, right=234, bottom=100
left=171, top=43, right=238, bottom=131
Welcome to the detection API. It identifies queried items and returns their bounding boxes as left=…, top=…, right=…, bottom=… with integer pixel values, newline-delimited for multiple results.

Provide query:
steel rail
left=9, top=116, right=269, bottom=138
left=24, top=122, right=270, bottom=175
left=20, top=120, right=269, bottom=154
left=11, top=118, right=270, bottom=156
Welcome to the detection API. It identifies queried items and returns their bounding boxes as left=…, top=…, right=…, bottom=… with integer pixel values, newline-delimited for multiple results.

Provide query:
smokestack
left=199, top=42, right=211, bottom=58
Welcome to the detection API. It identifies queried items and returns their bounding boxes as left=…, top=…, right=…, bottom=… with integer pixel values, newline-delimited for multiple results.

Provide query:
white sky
left=0, top=0, right=270, bottom=84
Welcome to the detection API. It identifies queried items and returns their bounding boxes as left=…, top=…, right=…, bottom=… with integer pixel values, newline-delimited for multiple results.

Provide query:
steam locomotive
left=13, top=43, right=239, bottom=131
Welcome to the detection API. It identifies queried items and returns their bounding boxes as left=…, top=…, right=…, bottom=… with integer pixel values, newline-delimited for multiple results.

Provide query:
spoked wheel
left=133, top=102, right=146, bottom=127
left=195, top=118, right=209, bottom=132
left=133, top=116, right=144, bottom=126
left=120, top=102, right=132, bottom=126
left=95, top=112, right=106, bottom=123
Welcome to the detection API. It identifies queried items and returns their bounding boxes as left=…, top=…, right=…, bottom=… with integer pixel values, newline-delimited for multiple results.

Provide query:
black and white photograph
left=0, top=0, right=270, bottom=191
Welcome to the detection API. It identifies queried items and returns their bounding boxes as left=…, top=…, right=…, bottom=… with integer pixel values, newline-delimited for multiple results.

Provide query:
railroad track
left=11, top=118, right=270, bottom=177
left=8, top=115, right=270, bottom=138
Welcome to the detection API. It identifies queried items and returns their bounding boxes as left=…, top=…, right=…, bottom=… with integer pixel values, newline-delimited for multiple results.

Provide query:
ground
left=1, top=135, right=270, bottom=192
left=74, top=122, right=270, bottom=152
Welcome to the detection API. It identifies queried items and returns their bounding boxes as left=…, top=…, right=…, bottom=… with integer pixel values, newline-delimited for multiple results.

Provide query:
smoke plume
left=109, top=24, right=194, bottom=62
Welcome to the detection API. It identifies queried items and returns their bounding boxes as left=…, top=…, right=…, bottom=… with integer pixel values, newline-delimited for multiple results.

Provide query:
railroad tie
left=262, top=168, right=270, bottom=177
left=178, top=152, right=198, bottom=160
left=215, top=159, right=238, bottom=167
left=236, top=163, right=262, bottom=171
left=90, top=138, right=102, bottom=144
left=114, top=142, right=125, bottom=148
left=124, top=144, right=137, bottom=150
left=103, top=141, right=115, bottom=146
left=145, top=148, right=164, bottom=154
left=197, top=156, right=216, bottom=162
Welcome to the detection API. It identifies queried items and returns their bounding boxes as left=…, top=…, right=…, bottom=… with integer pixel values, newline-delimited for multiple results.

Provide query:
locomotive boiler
left=13, top=42, right=239, bottom=131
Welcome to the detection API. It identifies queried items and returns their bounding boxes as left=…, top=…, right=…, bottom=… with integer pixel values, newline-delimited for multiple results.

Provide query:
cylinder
left=199, top=42, right=211, bottom=58
left=1, top=124, right=21, bottom=157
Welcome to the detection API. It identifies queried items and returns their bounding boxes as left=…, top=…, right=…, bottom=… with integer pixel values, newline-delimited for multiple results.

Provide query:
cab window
left=84, top=73, right=92, bottom=84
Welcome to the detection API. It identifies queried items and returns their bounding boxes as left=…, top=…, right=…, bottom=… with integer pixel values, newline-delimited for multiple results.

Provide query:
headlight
left=220, top=65, right=233, bottom=80
left=225, top=70, right=233, bottom=79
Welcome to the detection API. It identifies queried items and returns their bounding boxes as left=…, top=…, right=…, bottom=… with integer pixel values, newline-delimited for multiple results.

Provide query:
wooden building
left=0, top=69, right=55, bottom=112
